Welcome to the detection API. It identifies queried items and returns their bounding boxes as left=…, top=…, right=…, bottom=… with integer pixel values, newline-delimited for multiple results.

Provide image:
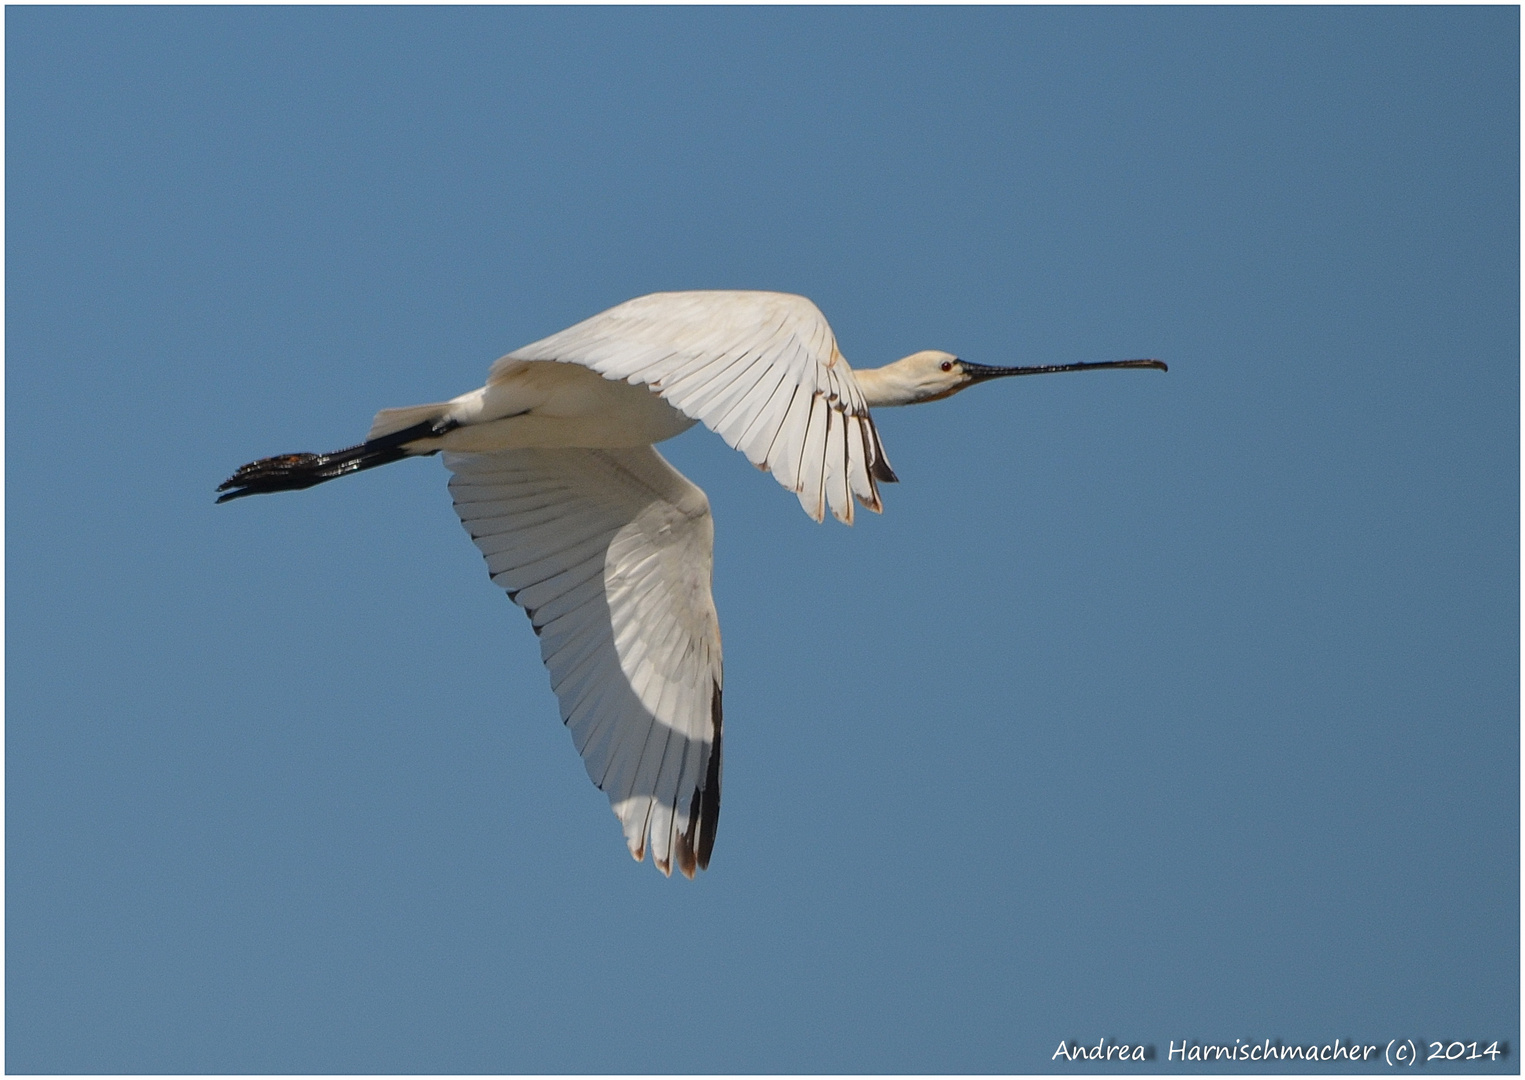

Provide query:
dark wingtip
left=695, top=681, right=723, bottom=870
left=677, top=680, right=724, bottom=876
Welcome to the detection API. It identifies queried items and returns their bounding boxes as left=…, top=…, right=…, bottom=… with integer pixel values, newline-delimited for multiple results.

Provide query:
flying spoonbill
left=219, top=290, right=1164, bottom=877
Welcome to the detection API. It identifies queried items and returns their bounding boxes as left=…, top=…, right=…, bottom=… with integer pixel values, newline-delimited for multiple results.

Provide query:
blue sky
left=7, top=6, right=1517, bottom=1073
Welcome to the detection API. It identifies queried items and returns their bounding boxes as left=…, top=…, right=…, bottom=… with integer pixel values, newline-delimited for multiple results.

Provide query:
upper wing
left=446, top=445, right=723, bottom=878
left=492, top=290, right=896, bottom=524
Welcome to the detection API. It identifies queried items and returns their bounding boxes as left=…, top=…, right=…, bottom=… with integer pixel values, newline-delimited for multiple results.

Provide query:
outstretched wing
left=446, top=445, right=723, bottom=878
left=492, top=290, right=896, bottom=524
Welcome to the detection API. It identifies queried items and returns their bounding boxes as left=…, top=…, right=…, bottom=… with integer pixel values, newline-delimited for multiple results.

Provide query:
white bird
left=219, top=290, right=1164, bottom=877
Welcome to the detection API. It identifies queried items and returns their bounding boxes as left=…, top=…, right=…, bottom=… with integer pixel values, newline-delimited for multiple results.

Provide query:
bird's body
left=381, top=357, right=699, bottom=453
left=220, top=290, right=1164, bottom=876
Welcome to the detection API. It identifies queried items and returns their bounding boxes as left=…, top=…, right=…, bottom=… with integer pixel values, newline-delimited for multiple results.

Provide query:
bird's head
left=859, top=350, right=1168, bottom=408
left=874, top=350, right=974, bottom=404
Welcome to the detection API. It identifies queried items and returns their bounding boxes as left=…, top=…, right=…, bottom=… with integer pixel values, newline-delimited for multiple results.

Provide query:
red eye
left=940, top=361, right=953, bottom=372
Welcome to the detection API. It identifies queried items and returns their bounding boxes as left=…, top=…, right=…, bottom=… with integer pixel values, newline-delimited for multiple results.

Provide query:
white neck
left=854, top=362, right=922, bottom=408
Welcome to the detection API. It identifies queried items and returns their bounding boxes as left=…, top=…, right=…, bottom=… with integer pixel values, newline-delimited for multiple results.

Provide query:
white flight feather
left=446, top=445, right=722, bottom=877
left=495, top=290, right=890, bottom=522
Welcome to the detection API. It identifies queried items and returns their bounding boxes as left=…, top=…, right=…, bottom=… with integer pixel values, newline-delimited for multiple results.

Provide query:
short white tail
left=367, top=402, right=450, bottom=441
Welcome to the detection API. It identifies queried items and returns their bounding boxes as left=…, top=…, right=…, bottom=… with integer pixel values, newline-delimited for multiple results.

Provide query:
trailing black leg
left=216, top=419, right=454, bottom=503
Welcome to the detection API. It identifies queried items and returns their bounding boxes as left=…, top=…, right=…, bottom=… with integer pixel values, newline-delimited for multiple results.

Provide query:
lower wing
left=445, top=445, right=724, bottom=878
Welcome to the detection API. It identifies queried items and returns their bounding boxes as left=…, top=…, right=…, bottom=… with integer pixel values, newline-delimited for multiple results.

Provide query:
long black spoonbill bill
left=218, top=290, right=1165, bottom=877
